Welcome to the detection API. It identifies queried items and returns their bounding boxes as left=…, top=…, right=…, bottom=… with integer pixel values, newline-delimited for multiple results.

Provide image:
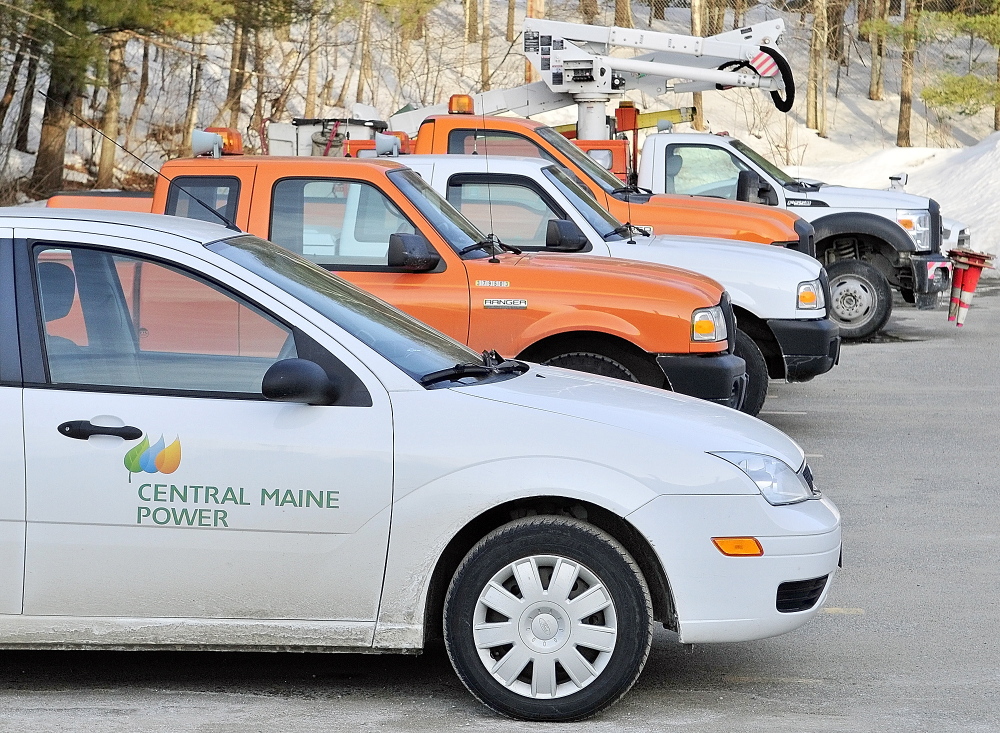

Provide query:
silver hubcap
left=472, top=555, right=618, bottom=699
left=830, top=275, right=876, bottom=325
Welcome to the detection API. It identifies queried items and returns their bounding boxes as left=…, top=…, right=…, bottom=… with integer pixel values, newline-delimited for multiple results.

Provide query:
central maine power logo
left=124, top=435, right=182, bottom=480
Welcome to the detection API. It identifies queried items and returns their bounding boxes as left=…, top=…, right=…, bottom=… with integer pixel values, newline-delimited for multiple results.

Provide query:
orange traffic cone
left=947, top=264, right=966, bottom=322
left=947, top=248, right=995, bottom=327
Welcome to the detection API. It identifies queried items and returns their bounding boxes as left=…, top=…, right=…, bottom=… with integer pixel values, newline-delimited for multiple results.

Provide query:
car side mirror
left=545, top=219, right=589, bottom=252
left=736, top=169, right=777, bottom=206
left=262, top=358, right=338, bottom=406
left=387, top=233, right=441, bottom=271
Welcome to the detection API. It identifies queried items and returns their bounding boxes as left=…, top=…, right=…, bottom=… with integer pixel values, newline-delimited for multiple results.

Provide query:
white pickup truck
left=635, top=132, right=960, bottom=339
left=405, top=155, right=840, bottom=416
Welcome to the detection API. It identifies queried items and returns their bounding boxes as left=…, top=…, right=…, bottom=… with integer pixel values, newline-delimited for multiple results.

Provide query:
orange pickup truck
left=409, top=111, right=816, bottom=255
left=48, top=155, right=748, bottom=407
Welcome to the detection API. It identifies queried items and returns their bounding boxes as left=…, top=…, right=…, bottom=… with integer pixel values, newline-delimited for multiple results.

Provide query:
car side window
left=269, top=178, right=417, bottom=267
left=446, top=178, right=563, bottom=249
left=35, top=245, right=295, bottom=395
left=666, top=145, right=750, bottom=199
left=164, top=176, right=241, bottom=225
left=447, top=129, right=552, bottom=159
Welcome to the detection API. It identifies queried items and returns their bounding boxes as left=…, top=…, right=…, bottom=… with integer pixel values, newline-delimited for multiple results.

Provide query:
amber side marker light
left=449, top=94, right=475, bottom=115
left=712, top=537, right=764, bottom=556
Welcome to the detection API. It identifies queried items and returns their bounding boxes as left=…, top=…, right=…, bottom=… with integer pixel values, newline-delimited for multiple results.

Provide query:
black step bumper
left=655, top=352, right=747, bottom=409
left=767, top=318, right=841, bottom=382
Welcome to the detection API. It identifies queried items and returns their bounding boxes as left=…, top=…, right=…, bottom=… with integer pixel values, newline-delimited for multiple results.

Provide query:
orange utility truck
left=47, top=149, right=747, bottom=408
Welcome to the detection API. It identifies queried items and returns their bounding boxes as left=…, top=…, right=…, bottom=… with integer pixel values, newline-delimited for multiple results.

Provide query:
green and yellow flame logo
left=125, top=435, right=181, bottom=480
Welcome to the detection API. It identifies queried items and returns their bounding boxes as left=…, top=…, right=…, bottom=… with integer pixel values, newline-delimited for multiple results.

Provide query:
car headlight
left=711, top=452, right=816, bottom=505
left=691, top=305, right=728, bottom=342
left=896, top=208, right=932, bottom=251
left=797, top=278, right=825, bottom=310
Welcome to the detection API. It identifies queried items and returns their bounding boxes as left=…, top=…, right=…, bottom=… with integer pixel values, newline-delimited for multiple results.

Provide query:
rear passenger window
left=447, top=130, right=551, bottom=158
left=165, top=176, right=241, bottom=225
left=269, top=178, right=416, bottom=267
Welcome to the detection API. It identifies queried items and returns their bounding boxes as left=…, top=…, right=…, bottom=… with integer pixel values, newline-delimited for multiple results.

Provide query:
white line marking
left=759, top=410, right=808, bottom=415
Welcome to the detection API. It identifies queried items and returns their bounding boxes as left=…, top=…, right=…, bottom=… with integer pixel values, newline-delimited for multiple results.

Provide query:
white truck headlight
left=691, top=305, right=727, bottom=342
left=797, top=279, right=825, bottom=310
left=896, top=209, right=932, bottom=251
left=711, top=452, right=815, bottom=505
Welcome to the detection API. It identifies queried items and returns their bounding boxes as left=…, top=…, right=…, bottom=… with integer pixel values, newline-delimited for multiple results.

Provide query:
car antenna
left=480, top=101, right=501, bottom=263
left=34, top=89, right=243, bottom=232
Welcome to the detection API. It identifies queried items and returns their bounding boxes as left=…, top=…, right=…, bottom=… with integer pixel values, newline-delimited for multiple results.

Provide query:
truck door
left=0, top=231, right=24, bottom=615
left=17, top=235, right=393, bottom=632
left=661, top=144, right=752, bottom=199
left=262, top=175, right=471, bottom=344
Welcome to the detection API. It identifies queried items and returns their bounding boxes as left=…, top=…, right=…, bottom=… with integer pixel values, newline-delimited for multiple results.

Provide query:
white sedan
left=0, top=209, right=841, bottom=721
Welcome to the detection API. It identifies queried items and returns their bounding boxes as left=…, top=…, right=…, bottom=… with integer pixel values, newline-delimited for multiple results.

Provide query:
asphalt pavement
left=2, top=285, right=998, bottom=732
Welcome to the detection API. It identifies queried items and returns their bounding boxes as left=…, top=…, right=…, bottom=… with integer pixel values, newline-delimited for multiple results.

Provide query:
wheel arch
left=517, top=330, right=649, bottom=364
left=421, top=496, right=677, bottom=647
left=731, top=306, right=784, bottom=380
left=812, top=212, right=914, bottom=267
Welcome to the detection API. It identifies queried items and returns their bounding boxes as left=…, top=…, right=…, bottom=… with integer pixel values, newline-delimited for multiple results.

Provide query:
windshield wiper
left=611, top=184, right=653, bottom=197
left=602, top=222, right=652, bottom=240
left=458, top=233, right=523, bottom=257
left=420, top=350, right=529, bottom=387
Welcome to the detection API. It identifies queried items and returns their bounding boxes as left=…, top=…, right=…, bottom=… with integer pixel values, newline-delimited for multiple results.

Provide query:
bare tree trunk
left=335, top=36, right=359, bottom=109
left=995, top=49, right=1000, bottom=131
left=230, top=30, right=250, bottom=129
left=0, top=36, right=26, bottom=129
left=124, top=40, right=149, bottom=143
left=96, top=32, right=128, bottom=188
left=356, top=0, right=373, bottom=104
left=251, top=29, right=266, bottom=147
left=827, top=0, right=849, bottom=65
left=869, top=0, right=888, bottom=101
left=15, top=39, right=39, bottom=153
left=732, top=0, right=747, bottom=28
left=467, top=0, right=479, bottom=42
left=581, top=0, right=598, bottom=25
left=304, top=11, right=318, bottom=118
left=481, top=0, right=491, bottom=90
left=525, top=0, right=545, bottom=82
left=706, top=0, right=725, bottom=35
left=691, top=0, right=705, bottom=130
left=897, top=0, right=921, bottom=147
left=807, top=0, right=828, bottom=135
left=30, top=44, right=85, bottom=195
left=615, top=0, right=633, bottom=27
left=508, top=0, right=517, bottom=40
left=181, top=38, right=204, bottom=154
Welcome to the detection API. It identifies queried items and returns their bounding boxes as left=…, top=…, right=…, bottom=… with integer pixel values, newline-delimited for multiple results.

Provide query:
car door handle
left=57, top=420, right=143, bottom=441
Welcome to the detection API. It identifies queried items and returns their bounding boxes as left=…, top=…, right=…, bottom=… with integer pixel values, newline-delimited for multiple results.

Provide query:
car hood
left=508, top=251, right=724, bottom=302
left=458, top=364, right=805, bottom=469
left=798, top=184, right=928, bottom=209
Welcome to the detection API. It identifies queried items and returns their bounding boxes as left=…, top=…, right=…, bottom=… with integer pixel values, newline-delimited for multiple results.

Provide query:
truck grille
left=928, top=199, right=942, bottom=253
left=776, top=575, right=829, bottom=613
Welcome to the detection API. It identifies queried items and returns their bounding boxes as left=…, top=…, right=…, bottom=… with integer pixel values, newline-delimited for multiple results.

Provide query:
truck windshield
left=208, top=235, right=487, bottom=382
left=536, top=126, right=625, bottom=195
left=542, top=166, right=627, bottom=241
left=387, top=168, right=490, bottom=258
left=730, top=140, right=797, bottom=187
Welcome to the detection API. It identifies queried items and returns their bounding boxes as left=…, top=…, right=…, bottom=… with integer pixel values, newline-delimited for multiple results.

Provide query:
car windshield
left=387, top=168, right=490, bottom=258
left=536, top=126, right=625, bottom=194
left=542, top=165, right=627, bottom=241
left=208, top=235, right=485, bottom=382
left=730, top=140, right=797, bottom=187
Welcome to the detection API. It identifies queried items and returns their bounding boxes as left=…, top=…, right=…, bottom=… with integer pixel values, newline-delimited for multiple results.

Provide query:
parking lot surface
left=1, top=287, right=997, bottom=732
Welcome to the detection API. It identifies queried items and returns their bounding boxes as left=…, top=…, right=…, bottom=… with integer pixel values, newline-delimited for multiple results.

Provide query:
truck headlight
left=797, top=278, right=825, bottom=310
left=691, top=306, right=727, bottom=342
left=896, top=209, right=932, bottom=251
left=711, top=452, right=816, bottom=506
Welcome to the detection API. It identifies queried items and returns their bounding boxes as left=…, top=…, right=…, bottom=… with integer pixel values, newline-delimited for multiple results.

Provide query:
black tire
left=443, top=516, right=653, bottom=722
left=734, top=329, right=767, bottom=416
left=538, top=344, right=666, bottom=388
left=826, top=259, right=892, bottom=340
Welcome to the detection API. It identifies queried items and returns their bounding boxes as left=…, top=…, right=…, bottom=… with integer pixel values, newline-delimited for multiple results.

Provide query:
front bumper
left=767, top=317, right=841, bottom=382
left=656, top=352, right=747, bottom=409
left=911, top=253, right=952, bottom=304
left=627, top=494, right=841, bottom=643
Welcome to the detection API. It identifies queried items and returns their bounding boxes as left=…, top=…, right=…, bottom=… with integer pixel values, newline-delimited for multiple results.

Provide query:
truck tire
left=443, top=516, right=653, bottom=721
left=734, top=329, right=767, bottom=417
left=538, top=344, right=666, bottom=389
left=826, top=259, right=892, bottom=340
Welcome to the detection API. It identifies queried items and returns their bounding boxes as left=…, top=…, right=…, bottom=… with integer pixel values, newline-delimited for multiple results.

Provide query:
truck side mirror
left=262, top=358, right=338, bottom=406
left=387, top=233, right=441, bottom=271
left=736, top=170, right=778, bottom=206
left=546, top=219, right=589, bottom=252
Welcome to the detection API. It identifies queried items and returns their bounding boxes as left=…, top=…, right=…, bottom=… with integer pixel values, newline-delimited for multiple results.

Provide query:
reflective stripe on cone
left=956, top=265, right=983, bottom=327
left=948, top=264, right=967, bottom=322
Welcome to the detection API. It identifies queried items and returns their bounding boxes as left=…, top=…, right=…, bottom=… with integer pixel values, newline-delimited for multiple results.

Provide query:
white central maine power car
left=0, top=209, right=841, bottom=721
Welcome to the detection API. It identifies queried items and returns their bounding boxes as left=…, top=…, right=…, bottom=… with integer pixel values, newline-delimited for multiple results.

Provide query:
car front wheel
left=443, top=516, right=653, bottom=721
